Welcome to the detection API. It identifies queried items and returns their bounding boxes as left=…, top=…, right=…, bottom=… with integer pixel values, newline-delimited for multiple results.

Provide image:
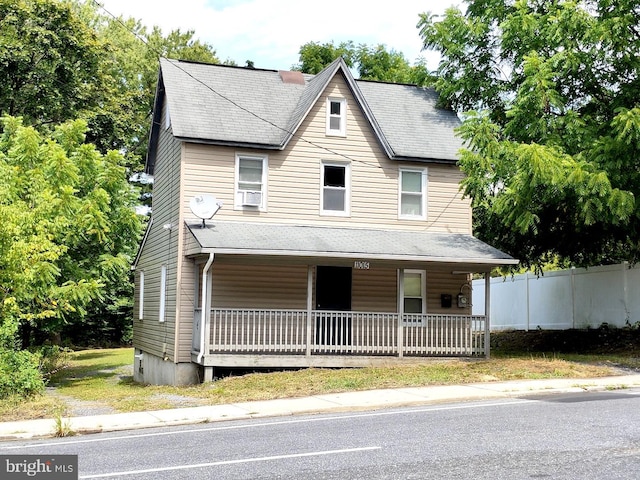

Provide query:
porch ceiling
left=185, top=221, right=518, bottom=268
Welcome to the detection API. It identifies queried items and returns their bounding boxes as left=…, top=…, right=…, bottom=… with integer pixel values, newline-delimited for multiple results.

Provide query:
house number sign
left=354, top=261, right=370, bottom=270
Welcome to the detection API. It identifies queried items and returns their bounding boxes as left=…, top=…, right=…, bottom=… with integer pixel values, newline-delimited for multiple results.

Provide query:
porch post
left=306, top=265, right=313, bottom=358
left=484, top=272, right=491, bottom=359
left=205, top=263, right=213, bottom=356
left=398, top=268, right=404, bottom=358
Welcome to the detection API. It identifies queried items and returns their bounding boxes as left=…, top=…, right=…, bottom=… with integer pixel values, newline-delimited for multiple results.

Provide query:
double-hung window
left=399, top=168, right=427, bottom=220
left=403, top=270, right=425, bottom=314
left=326, top=97, right=346, bottom=136
left=321, top=162, right=350, bottom=216
left=235, top=154, right=267, bottom=210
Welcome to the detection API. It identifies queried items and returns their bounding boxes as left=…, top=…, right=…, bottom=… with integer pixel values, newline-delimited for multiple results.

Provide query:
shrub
left=34, top=345, right=72, bottom=382
left=0, top=348, right=45, bottom=399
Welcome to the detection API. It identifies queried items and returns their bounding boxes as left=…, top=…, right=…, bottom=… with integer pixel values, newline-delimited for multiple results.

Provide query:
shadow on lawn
left=49, top=352, right=133, bottom=387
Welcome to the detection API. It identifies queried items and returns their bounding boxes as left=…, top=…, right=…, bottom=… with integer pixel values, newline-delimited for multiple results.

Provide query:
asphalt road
left=4, top=389, right=640, bottom=479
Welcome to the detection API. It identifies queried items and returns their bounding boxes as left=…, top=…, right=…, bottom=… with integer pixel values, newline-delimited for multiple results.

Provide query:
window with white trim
left=399, top=168, right=427, bottom=220
left=403, top=270, right=426, bottom=314
left=326, top=97, right=346, bottom=136
left=138, top=271, right=144, bottom=320
left=159, top=265, right=167, bottom=323
left=235, top=154, right=267, bottom=210
left=321, top=162, right=350, bottom=215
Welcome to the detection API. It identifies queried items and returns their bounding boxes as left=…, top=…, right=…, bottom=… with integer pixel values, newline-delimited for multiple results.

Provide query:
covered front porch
left=185, top=221, right=516, bottom=380
left=192, top=308, right=489, bottom=379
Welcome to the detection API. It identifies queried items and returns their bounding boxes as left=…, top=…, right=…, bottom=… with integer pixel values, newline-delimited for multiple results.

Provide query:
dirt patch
left=45, top=388, right=116, bottom=417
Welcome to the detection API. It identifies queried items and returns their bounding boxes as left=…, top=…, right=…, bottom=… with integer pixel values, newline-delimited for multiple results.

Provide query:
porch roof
left=185, top=221, right=518, bottom=268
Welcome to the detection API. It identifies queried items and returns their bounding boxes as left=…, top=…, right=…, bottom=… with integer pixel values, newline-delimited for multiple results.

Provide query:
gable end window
left=326, top=97, right=346, bottom=136
left=235, top=154, right=267, bottom=211
left=321, top=162, right=350, bottom=216
left=399, top=168, right=427, bottom=220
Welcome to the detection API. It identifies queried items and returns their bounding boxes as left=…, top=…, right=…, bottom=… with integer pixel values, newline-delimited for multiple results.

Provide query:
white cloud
left=96, top=0, right=460, bottom=70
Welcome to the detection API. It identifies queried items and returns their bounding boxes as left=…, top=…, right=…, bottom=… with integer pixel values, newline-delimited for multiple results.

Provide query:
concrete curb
left=2, top=374, right=639, bottom=441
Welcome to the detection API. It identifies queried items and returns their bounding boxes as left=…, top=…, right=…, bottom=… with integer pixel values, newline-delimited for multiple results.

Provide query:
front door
left=316, top=266, right=352, bottom=311
left=315, top=266, right=352, bottom=346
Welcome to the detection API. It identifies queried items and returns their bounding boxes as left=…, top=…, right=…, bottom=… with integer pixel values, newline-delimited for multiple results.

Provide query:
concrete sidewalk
left=2, top=374, right=640, bottom=441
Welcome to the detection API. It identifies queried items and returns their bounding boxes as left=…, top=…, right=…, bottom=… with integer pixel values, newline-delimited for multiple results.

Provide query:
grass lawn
left=1, top=343, right=634, bottom=423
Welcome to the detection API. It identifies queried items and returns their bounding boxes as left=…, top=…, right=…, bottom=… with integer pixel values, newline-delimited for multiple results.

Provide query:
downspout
left=197, top=252, right=215, bottom=363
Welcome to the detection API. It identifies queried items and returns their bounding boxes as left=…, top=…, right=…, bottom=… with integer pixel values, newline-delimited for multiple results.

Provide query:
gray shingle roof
left=185, top=221, right=517, bottom=267
left=157, top=57, right=463, bottom=162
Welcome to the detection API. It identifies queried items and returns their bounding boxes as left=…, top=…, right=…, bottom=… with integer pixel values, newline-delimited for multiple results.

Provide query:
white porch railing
left=193, top=309, right=486, bottom=358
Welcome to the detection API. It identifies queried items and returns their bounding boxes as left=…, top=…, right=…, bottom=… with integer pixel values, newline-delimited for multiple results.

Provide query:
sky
left=96, top=0, right=462, bottom=71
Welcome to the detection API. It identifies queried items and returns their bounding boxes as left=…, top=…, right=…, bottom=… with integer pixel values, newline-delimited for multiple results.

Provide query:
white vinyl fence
left=473, top=262, right=640, bottom=330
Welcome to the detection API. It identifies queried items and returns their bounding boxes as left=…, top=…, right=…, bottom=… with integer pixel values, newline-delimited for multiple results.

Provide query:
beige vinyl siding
left=133, top=98, right=181, bottom=361
left=133, top=270, right=143, bottom=321
left=212, top=264, right=309, bottom=309
left=205, top=264, right=469, bottom=315
left=176, top=255, right=196, bottom=361
left=181, top=74, right=471, bottom=234
left=426, top=269, right=472, bottom=315
left=351, top=268, right=397, bottom=312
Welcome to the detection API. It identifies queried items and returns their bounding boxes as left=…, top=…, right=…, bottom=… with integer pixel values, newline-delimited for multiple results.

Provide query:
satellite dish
left=189, top=194, right=223, bottom=227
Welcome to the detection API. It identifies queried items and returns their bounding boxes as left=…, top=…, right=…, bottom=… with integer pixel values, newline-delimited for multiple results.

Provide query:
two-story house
left=132, top=57, right=517, bottom=385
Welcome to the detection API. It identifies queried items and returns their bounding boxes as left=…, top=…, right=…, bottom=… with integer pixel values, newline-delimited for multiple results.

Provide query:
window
left=321, top=162, right=350, bottom=215
left=138, top=271, right=144, bottom=320
left=402, top=270, right=425, bottom=314
left=159, top=265, right=167, bottom=323
left=399, top=168, right=427, bottom=219
left=235, top=154, right=267, bottom=210
left=326, top=97, right=346, bottom=136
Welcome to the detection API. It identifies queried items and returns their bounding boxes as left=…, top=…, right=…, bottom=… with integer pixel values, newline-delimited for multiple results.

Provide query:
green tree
left=0, top=116, right=142, bottom=347
left=0, top=0, right=105, bottom=126
left=295, top=40, right=355, bottom=74
left=355, top=44, right=433, bottom=85
left=0, top=0, right=221, bottom=170
left=0, top=0, right=221, bottom=347
left=418, top=0, right=640, bottom=269
left=74, top=1, right=220, bottom=169
left=295, top=41, right=434, bottom=86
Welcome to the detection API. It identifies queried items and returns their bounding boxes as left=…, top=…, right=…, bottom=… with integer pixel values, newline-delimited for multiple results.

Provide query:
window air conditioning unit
left=242, top=190, right=262, bottom=206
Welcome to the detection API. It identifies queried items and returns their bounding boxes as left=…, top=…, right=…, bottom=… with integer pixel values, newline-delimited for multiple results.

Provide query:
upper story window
left=326, top=97, right=346, bottom=136
left=321, top=161, right=350, bottom=216
left=399, top=168, right=427, bottom=220
left=235, top=154, right=267, bottom=210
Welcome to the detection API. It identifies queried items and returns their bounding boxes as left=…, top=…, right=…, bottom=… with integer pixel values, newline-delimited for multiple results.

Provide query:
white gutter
left=192, top=247, right=519, bottom=265
left=197, top=252, right=215, bottom=363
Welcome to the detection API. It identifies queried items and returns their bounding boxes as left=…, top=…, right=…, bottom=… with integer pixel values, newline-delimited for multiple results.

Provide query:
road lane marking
left=78, top=446, right=381, bottom=478
left=4, top=399, right=537, bottom=450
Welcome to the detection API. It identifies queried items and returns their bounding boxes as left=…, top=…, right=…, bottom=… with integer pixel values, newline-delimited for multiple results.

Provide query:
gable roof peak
left=147, top=56, right=463, bottom=175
